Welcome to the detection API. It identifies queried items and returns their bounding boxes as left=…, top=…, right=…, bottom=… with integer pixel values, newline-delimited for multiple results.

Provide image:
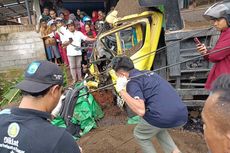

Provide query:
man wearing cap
left=63, top=20, right=96, bottom=83
left=0, top=61, right=81, bottom=153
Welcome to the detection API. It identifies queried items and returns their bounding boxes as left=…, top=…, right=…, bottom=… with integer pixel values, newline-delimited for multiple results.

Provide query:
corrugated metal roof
left=0, top=0, right=33, bottom=21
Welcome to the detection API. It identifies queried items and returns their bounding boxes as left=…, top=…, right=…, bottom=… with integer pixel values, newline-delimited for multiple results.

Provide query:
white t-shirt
left=65, top=30, right=87, bottom=56
left=57, top=26, right=68, bottom=42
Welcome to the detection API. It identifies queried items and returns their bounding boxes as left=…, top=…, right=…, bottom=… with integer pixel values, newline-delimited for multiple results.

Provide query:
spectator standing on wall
left=196, top=1, right=230, bottom=90
left=62, top=20, right=96, bottom=83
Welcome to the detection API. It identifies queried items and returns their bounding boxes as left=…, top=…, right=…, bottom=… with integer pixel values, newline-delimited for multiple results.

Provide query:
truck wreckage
left=85, top=0, right=219, bottom=107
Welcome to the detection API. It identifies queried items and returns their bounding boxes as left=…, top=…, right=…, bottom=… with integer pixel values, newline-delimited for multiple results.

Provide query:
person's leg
left=63, top=47, right=69, bottom=66
left=50, top=46, right=55, bottom=63
left=156, top=129, right=180, bottom=153
left=76, top=55, right=82, bottom=81
left=53, top=45, right=61, bottom=58
left=68, top=56, right=77, bottom=82
left=58, top=43, right=64, bottom=63
left=133, top=118, right=161, bottom=153
left=53, top=45, right=62, bottom=64
left=46, top=46, right=52, bottom=61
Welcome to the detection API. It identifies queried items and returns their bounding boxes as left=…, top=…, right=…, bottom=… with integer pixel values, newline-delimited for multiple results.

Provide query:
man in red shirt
left=197, top=1, right=230, bottom=90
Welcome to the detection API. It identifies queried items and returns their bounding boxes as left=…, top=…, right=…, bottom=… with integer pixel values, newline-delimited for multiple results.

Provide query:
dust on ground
left=80, top=90, right=208, bottom=153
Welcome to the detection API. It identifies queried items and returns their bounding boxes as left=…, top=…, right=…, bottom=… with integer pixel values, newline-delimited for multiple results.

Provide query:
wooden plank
left=183, top=100, right=205, bottom=106
left=166, top=41, right=181, bottom=76
left=177, top=88, right=209, bottom=95
left=181, top=69, right=210, bottom=73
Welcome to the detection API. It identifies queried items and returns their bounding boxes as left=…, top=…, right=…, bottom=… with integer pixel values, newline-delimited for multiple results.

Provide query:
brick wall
left=0, top=25, right=46, bottom=71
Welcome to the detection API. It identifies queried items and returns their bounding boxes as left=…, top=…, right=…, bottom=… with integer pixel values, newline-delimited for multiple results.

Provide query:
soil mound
left=115, top=0, right=148, bottom=17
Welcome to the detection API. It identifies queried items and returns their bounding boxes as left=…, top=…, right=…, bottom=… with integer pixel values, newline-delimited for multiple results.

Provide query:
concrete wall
left=0, top=25, right=45, bottom=71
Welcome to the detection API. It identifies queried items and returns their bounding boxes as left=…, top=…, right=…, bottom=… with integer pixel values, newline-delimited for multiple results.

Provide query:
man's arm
left=116, top=77, right=145, bottom=116
left=80, top=31, right=96, bottom=42
left=119, top=90, right=145, bottom=116
left=62, top=38, right=73, bottom=48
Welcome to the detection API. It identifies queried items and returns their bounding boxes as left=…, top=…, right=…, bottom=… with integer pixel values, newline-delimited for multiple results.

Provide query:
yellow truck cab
left=88, top=0, right=219, bottom=107
left=88, top=10, right=163, bottom=89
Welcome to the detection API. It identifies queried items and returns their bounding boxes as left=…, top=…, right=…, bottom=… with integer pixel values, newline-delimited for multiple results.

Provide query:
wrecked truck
left=87, top=0, right=219, bottom=107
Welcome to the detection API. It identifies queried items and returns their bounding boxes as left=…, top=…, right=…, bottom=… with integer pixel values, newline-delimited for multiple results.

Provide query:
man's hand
left=62, top=41, right=70, bottom=48
left=197, top=43, right=208, bottom=55
left=116, top=76, right=128, bottom=93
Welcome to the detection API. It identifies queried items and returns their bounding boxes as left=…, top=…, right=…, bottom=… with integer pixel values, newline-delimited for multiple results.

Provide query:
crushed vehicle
left=86, top=0, right=219, bottom=107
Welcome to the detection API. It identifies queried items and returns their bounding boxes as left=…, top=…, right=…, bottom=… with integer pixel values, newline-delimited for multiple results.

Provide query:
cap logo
left=27, top=62, right=40, bottom=75
left=7, top=122, right=20, bottom=138
left=52, top=74, right=62, bottom=80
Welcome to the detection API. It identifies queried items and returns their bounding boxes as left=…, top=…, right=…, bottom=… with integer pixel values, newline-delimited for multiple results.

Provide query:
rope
left=78, top=45, right=230, bottom=97
left=79, top=26, right=214, bottom=83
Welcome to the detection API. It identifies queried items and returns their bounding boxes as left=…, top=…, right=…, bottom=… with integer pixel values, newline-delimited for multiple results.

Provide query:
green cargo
left=52, top=83, right=104, bottom=139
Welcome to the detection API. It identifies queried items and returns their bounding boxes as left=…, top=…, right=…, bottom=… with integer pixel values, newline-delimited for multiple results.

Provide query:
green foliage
left=0, top=65, right=68, bottom=108
left=61, top=65, right=68, bottom=87
left=0, top=75, right=23, bottom=108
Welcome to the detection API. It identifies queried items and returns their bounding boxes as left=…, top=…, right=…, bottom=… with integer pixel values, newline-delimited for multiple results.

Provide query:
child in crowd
left=40, top=19, right=61, bottom=64
left=56, top=17, right=69, bottom=66
left=47, top=20, right=62, bottom=64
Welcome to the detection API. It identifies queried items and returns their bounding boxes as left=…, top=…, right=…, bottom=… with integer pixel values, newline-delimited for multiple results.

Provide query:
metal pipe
left=25, top=0, right=32, bottom=24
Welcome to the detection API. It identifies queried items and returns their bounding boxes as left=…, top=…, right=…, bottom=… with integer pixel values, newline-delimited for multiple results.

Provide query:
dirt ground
left=79, top=125, right=207, bottom=153
left=80, top=90, right=208, bottom=153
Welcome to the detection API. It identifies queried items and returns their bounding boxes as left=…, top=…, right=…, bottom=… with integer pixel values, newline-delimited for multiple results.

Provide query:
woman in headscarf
left=91, top=11, right=98, bottom=25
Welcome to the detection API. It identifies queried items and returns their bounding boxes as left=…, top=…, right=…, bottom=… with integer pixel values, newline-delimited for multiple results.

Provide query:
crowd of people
left=38, top=6, right=107, bottom=84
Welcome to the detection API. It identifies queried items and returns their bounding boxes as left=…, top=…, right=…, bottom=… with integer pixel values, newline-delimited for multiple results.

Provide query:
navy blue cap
left=16, top=60, right=63, bottom=93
